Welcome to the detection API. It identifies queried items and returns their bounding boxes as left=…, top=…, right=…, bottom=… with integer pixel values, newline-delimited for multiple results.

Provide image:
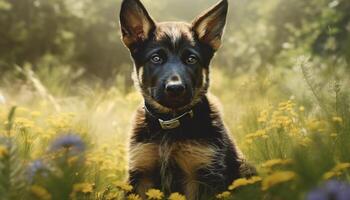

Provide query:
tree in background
left=0, top=0, right=349, bottom=80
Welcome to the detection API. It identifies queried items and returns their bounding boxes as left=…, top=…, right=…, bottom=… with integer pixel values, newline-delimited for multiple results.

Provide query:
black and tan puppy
left=119, top=0, right=255, bottom=199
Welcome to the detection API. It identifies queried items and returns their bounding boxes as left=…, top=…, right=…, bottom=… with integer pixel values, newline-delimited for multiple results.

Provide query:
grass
left=0, top=58, right=349, bottom=200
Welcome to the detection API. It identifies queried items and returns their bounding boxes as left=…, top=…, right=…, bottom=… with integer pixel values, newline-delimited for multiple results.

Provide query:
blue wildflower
left=307, top=180, right=350, bottom=200
left=49, top=134, right=85, bottom=155
left=27, top=159, right=50, bottom=183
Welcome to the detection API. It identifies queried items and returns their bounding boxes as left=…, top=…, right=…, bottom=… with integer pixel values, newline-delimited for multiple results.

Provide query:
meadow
left=0, top=0, right=350, bottom=199
left=0, top=56, right=349, bottom=200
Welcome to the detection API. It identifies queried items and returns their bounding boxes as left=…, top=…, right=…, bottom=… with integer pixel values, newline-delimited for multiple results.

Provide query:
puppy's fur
left=119, top=0, right=255, bottom=199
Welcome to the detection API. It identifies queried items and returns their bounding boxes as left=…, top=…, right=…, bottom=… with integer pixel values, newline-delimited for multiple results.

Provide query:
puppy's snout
left=166, top=82, right=185, bottom=95
left=165, top=80, right=185, bottom=97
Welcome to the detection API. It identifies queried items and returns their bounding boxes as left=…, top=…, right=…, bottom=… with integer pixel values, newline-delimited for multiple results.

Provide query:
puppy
left=119, top=0, right=255, bottom=199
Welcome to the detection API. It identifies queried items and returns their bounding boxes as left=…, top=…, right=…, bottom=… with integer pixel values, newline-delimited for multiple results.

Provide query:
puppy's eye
left=185, top=54, right=198, bottom=65
left=150, top=54, right=163, bottom=64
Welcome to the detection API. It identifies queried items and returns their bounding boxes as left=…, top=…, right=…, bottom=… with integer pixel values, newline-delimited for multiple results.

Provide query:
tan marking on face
left=138, top=67, right=144, bottom=83
left=155, top=22, right=195, bottom=47
left=202, top=68, right=210, bottom=89
left=131, top=33, right=209, bottom=115
left=161, top=25, right=182, bottom=46
left=129, top=143, right=159, bottom=172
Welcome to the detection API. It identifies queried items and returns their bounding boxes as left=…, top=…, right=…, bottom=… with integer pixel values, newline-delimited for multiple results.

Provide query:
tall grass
left=0, top=56, right=349, bottom=200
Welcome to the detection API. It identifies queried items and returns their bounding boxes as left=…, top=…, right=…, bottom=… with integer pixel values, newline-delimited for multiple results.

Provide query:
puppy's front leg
left=128, top=170, right=158, bottom=199
left=128, top=142, right=160, bottom=198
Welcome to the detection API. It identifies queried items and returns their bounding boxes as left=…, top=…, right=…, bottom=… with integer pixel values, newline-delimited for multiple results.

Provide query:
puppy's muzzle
left=165, top=81, right=186, bottom=97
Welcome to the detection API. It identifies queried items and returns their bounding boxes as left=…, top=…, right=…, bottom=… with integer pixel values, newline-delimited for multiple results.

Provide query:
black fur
left=119, top=0, right=255, bottom=199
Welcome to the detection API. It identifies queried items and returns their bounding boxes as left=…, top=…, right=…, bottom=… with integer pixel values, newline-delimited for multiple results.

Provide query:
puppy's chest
left=129, top=140, right=217, bottom=175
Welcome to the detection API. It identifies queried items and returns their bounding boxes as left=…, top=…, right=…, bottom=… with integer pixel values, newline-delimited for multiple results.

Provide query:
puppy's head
left=120, top=0, right=228, bottom=112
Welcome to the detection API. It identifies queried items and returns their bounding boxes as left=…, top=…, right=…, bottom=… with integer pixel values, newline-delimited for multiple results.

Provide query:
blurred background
left=0, top=0, right=350, bottom=199
left=0, top=0, right=349, bottom=147
left=1, top=0, right=350, bottom=139
left=0, top=0, right=349, bottom=85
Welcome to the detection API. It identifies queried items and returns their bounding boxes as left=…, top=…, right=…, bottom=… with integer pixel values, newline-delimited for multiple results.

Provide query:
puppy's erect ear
left=119, top=0, right=155, bottom=48
left=192, top=0, right=228, bottom=50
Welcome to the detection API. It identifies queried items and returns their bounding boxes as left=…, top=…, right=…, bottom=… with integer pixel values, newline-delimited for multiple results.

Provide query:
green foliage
left=0, top=0, right=349, bottom=79
left=0, top=137, right=26, bottom=200
left=0, top=0, right=350, bottom=199
left=0, top=59, right=349, bottom=199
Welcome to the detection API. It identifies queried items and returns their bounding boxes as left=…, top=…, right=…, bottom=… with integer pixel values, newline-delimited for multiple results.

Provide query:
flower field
left=1, top=0, right=350, bottom=199
left=0, top=57, right=349, bottom=200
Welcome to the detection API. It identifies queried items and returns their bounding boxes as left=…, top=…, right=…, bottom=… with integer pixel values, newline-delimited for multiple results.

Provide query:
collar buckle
left=159, top=118, right=181, bottom=130
left=157, top=110, right=194, bottom=130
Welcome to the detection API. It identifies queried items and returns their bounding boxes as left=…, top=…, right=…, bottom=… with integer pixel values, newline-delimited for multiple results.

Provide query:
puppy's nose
left=165, top=81, right=185, bottom=97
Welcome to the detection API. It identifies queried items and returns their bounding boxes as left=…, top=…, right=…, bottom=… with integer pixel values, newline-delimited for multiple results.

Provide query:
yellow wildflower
left=68, top=156, right=79, bottom=166
left=30, top=185, right=52, bottom=200
left=257, top=110, right=269, bottom=123
left=290, top=110, right=298, bottom=117
left=244, top=138, right=253, bottom=144
left=261, top=159, right=293, bottom=168
left=15, top=117, right=35, bottom=129
left=0, top=145, right=8, bottom=158
left=146, top=189, right=164, bottom=200
left=228, top=176, right=262, bottom=190
left=216, top=191, right=231, bottom=199
left=330, top=133, right=338, bottom=138
left=245, top=130, right=268, bottom=140
left=168, top=192, right=186, bottom=200
left=31, top=111, right=41, bottom=117
left=72, top=182, right=94, bottom=193
left=299, top=137, right=312, bottom=146
left=323, top=171, right=341, bottom=180
left=299, top=106, right=305, bottom=112
left=289, top=126, right=300, bottom=136
left=127, top=194, right=142, bottom=200
left=323, top=163, right=350, bottom=179
left=262, top=171, right=296, bottom=191
left=115, top=181, right=133, bottom=192
left=332, top=116, right=343, bottom=123
left=333, top=163, right=350, bottom=171
left=3, top=120, right=8, bottom=126
left=278, top=100, right=295, bottom=112
left=306, top=119, right=326, bottom=132
left=16, top=107, right=29, bottom=115
left=273, top=116, right=292, bottom=127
